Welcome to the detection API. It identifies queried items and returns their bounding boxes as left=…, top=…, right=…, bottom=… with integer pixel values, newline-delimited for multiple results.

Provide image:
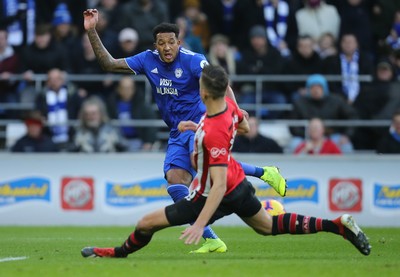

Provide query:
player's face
left=155, top=32, right=180, bottom=63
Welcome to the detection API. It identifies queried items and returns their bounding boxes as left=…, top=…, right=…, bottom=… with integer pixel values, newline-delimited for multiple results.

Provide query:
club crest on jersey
left=175, top=68, right=183, bottom=78
left=210, top=147, right=227, bottom=158
left=200, top=60, right=209, bottom=68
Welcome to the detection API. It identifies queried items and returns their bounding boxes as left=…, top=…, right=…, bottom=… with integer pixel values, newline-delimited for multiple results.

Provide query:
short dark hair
left=201, top=65, right=228, bottom=99
left=152, top=23, right=179, bottom=41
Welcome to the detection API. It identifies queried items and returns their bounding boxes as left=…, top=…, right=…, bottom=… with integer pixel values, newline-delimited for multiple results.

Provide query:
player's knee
left=166, top=170, right=192, bottom=185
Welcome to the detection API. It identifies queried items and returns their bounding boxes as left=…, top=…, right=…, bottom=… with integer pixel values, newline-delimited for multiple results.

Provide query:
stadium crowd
left=1, top=0, right=400, bottom=154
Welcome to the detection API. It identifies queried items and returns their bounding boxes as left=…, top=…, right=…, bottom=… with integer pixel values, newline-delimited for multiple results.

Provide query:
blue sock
left=167, top=184, right=218, bottom=240
left=166, top=184, right=189, bottom=202
left=239, top=162, right=264, bottom=178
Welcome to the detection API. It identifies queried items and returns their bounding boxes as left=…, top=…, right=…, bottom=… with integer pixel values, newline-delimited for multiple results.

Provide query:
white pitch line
left=0, top=256, right=28, bottom=263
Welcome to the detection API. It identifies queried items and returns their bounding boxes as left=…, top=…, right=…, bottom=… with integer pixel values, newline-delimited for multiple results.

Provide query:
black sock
left=272, top=213, right=340, bottom=235
left=114, top=229, right=153, bottom=257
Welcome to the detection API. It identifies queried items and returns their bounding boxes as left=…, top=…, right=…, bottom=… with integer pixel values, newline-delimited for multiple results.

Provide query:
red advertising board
left=61, top=177, right=94, bottom=210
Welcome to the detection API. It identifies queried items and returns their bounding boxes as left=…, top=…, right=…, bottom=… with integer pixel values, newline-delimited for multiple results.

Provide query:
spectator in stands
left=202, top=0, right=259, bottom=51
left=289, top=74, right=357, bottom=153
left=337, top=0, right=373, bottom=55
left=294, top=117, right=342, bottom=155
left=11, top=110, right=58, bottom=153
left=207, top=34, right=238, bottom=76
left=51, top=2, right=78, bottom=60
left=281, top=35, right=323, bottom=102
left=114, top=27, right=141, bottom=58
left=322, top=33, right=374, bottom=103
left=70, top=32, right=114, bottom=98
left=72, top=96, right=128, bottom=153
left=95, top=0, right=122, bottom=32
left=385, top=10, right=400, bottom=51
left=181, top=0, right=210, bottom=51
left=176, top=16, right=205, bottom=54
left=255, top=0, right=298, bottom=57
left=237, top=25, right=286, bottom=118
left=233, top=116, right=283, bottom=153
left=107, top=76, right=158, bottom=152
left=352, top=60, right=400, bottom=150
left=295, top=0, right=340, bottom=44
left=20, top=24, right=70, bottom=78
left=316, top=32, right=337, bottom=59
left=0, top=0, right=35, bottom=48
left=0, top=27, right=19, bottom=119
left=117, top=0, right=169, bottom=52
left=35, top=68, right=84, bottom=151
left=371, top=1, right=400, bottom=57
left=376, top=110, right=400, bottom=154
left=93, top=8, right=119, bottom=57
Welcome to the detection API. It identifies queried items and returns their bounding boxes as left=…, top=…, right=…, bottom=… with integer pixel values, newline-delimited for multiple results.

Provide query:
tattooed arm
left=83, top=9, right=131, bottom=73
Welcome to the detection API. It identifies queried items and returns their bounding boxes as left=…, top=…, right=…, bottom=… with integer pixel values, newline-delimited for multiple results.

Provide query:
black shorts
left=165, top=178, right=262, bottom=226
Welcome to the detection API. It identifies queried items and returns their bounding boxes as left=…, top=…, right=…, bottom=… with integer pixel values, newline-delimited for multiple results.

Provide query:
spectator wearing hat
left=237, top=25, right=286, bottom=118
left=114, top=27, right=141, bottom=58
left=11, top=110, right=58, bottom=153
left=288, top=74, right=357, bottom=153
left=52, top=3, right=79, bottom=62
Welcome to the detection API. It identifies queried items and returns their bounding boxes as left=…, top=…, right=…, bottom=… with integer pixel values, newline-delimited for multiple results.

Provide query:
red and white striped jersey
left=191, top=97, right=246, bottom=199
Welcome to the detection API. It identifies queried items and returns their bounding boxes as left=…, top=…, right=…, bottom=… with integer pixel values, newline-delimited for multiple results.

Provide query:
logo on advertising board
left=256, top=178, right=318, bottom=204
left=0, top=177, right=50, bottom=206
left=329, top=179, right=362, bottom=212
left=61, top=177, right=94, bottom=210
left=374, top=183, right=400, bottom=209
left=106, top=178, right=170, bottom=207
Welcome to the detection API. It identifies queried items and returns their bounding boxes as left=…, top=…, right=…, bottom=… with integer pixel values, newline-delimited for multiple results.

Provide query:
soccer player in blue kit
left=83, top=9, right=286, bottom=253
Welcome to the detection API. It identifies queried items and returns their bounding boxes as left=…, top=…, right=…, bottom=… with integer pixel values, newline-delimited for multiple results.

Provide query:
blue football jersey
left=124, top=47, right=208, bottom=137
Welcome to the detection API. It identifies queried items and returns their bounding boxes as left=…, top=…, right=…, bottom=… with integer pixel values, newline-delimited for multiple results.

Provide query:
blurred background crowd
left=1, top=0, right=400, bottom=154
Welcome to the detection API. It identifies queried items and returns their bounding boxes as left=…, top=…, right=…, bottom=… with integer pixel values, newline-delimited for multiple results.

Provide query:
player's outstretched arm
left=83, top=9, right=131, bottom=73
left=180, top=166, right=227, bottom=245
left=237, top=115, right=250, bottom=135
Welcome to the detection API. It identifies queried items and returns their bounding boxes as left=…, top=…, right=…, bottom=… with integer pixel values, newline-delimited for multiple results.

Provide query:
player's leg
left=239, top=162, right=287, bottom=197
left=165, top=133, right=227, bottom=253
left=81, top=208, right=170, bottom=258
left=236, top=179, right=371, bottom=256
left=242, top=209, right=371, bottom=255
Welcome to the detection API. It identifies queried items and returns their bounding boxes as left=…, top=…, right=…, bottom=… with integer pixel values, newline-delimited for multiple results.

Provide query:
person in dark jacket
left=377, top=110, right=400, bottom=154
left=11, top=111, right=58, bottom=153
left=233, top=116, right=283, bottom=153
left=107, top=76, right=158, bottom=151
left=289, top=74, right=357, bottom=153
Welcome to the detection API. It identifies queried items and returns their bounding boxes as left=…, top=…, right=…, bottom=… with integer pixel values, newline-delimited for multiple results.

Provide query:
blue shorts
left=163, top=130, right=197, bottom=179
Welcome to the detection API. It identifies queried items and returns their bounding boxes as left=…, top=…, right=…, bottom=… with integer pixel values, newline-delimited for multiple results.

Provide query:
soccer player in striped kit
left=81, top=65, right=370, bottom=258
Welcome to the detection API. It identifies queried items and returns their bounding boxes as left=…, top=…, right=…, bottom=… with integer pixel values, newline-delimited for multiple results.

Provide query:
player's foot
left=339, top=214, right=371, bottom=256
left=260, top=166, right=287, bottom=197
left=81, top=247, right=117, bottom=258
left=190, top=238, right=227, bottom=254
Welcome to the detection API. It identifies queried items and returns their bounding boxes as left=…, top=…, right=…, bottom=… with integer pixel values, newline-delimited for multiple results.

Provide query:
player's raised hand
left=83, top=9, right=98, bottom=31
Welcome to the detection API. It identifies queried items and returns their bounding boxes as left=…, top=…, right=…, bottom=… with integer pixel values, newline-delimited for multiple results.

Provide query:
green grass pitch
left=0, top=226, right=399, bottom=277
